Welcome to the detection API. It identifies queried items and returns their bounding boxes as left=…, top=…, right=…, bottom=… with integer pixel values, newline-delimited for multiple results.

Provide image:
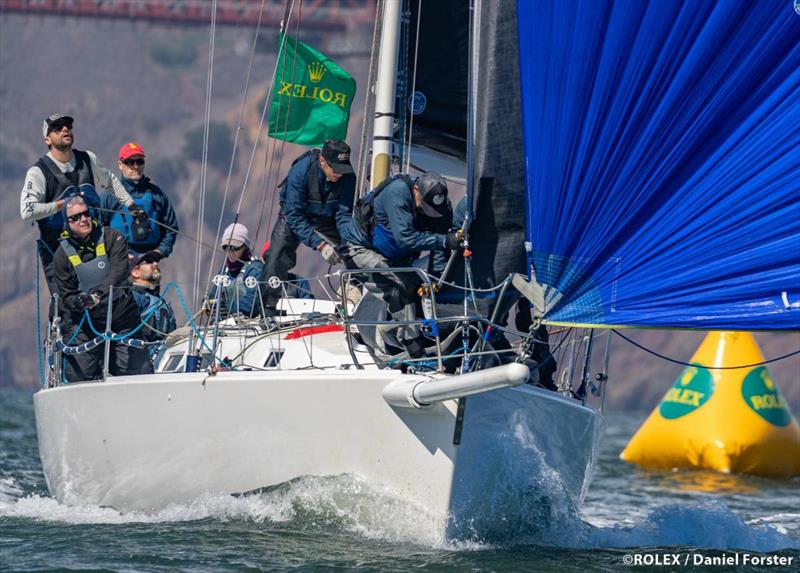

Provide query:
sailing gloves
left=76, top=292, right=101, bottom=309
left=444, top=231, right=464, bottom=251
left=317, top=242, right=341, bottom=266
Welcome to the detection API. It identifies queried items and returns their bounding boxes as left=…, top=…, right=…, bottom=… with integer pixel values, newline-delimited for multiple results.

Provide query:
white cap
left=220, top=223, right=250, bottom=249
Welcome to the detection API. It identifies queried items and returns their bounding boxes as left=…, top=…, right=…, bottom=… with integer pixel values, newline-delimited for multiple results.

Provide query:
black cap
left=43, top=113, right=74, bottom=138
left=129, top=250, right=163, bottom=271
left=416, top=172, right=449, bottom=218
left=321, top=139, right=353, bottom=175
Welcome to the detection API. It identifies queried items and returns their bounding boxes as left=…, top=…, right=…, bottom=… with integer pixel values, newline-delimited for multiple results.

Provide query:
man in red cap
left=20, top=113, right=143, bottom=293
left=100, top=141, right=179, bottom=261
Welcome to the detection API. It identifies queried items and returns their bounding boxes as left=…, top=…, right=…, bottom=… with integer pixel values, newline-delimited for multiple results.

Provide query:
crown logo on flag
left=307, top=62, right=327, bottom=83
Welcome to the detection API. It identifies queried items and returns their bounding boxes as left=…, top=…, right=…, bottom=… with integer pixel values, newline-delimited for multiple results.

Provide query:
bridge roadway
left=0, top=0, right=375, bottom=30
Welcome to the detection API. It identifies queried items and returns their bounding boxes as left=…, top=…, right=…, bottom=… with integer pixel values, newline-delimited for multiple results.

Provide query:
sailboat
left=32, top=0, right=798, bottom=543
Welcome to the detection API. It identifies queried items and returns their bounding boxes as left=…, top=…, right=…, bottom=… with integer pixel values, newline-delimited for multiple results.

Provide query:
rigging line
left=403, top=0, right=422, bottom=173
left=355, top=0, right=383, bottom=199
left=612, top=329, right=800, bottom=370
left=236, top=0, right=292, bottom=216
left=91, top=206, right=217, bottom=252
left=192, top=0, right=218, bottom=310
left=206, top=0, right=269, bottom=292
left=255, top=0, right=302, bottom=248
left=253, top=0, right=297, bottom=245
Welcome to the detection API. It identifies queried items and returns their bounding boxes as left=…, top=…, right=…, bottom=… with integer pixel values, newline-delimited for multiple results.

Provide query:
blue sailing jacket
left=102, top=176, right=178, bottom=256
left=280, top=153, right=355, bottom=250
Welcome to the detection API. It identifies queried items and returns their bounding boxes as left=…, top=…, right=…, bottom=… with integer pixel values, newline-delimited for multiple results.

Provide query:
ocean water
left=1, top=387, right=798, bottom=572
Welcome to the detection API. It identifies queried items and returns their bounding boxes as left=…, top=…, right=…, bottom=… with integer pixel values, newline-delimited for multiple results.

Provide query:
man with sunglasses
left=52, top=196, right=153, bottom=382
left=129, top=251, right=176, bottom=363
left=100, top=142, right=179, bottom=260
left=20, top=113, right=144, bottom=294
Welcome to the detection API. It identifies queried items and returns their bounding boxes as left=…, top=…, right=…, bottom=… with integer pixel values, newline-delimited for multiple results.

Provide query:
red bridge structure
left=0, top=0, right=374, bottom=30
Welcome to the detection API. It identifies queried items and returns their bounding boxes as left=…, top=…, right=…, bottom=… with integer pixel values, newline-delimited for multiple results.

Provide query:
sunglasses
left=47, top=120, right=72, bottom=134
left=67, top=210, right=91, bottom=223
left=221, top=244, right=245, bottom=252
left=122, top=158, right=145, bottom=167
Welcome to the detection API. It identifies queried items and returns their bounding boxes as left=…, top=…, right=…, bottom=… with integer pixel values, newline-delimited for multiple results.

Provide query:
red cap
left=119, top=142, right=146, bottom=160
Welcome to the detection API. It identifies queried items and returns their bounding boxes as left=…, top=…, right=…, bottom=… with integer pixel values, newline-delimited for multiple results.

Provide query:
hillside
left=1, top=13, right=797, bottom=413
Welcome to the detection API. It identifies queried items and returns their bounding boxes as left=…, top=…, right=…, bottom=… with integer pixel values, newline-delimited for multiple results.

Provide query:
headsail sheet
left=517, top=0, right=800, bottom=330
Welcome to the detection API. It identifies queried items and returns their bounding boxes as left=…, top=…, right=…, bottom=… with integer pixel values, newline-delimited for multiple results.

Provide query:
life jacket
left=133, top=290, right=176, bottom=340
left=58, top=227, right=109, bottom=293
left=109, top=178, right=162, bottom=248
left=222, top=259, right=261, bottom=315
left=35, top=150, right=100, bottom=234
left=278, top=149, right=341, bottom=216
left=353, top=173, right=414, bottom=244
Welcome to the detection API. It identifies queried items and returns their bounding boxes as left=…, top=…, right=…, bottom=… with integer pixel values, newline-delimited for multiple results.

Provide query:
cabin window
left=264, top=351, right=285, bottom=368
left=162, top=354, right=183, bottom=373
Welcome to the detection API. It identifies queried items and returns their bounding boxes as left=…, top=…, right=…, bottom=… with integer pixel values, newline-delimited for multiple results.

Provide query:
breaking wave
left=1, top=475, right=797, bottom=551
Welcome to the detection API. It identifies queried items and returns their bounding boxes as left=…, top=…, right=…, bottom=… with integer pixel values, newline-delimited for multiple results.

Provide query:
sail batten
left=518, top=0, right=800, bottom=330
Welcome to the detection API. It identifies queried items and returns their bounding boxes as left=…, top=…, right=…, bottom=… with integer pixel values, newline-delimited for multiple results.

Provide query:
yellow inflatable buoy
left=620, top=331, right=800, bottom=478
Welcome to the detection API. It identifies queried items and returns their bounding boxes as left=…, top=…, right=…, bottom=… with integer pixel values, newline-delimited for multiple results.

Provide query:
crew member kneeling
left=53, top=196, right=153, bottom=382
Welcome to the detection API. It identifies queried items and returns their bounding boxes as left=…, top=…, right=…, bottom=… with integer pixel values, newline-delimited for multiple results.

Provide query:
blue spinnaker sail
left=517, top=0, right=800, bottom=330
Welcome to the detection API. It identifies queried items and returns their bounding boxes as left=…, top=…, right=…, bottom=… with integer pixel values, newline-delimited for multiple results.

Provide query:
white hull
left=34, top=368, right=604, bottom=539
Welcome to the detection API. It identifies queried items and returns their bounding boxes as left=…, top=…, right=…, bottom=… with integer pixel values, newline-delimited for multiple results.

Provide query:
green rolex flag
left=268, top=34, right=356, bottom=146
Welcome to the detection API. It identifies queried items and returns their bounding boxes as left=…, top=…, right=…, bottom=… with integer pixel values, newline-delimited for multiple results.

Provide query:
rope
left=403, top=0, right=423, bottom=173
left=172, top=281, right=233, bottom=369
left=612, top=329, right=800, bottom=370
left=355, top=0, right=384, bottom=199
left=192, top=0, right=218, bottom=310
left=254, top=0, right=302, bottom=246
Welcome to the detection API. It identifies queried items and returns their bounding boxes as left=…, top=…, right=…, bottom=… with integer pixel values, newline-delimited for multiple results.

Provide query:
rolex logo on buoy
left=621, top=331, right=800, bottom=478
left=659, top=364, right=714, bottom=419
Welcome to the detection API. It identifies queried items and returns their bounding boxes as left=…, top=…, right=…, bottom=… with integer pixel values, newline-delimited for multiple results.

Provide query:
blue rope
left=81, top=282, right=180, bottom=341
left=54, top=281, right=230, bottom=369
left=171, top=281, right=233, bottom=369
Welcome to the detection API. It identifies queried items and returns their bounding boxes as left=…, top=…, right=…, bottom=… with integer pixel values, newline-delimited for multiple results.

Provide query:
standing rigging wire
left=253, top=0, right=304, bottom=249
left=403, top=0, right=423, bottom=174
left=204, top=0, right=270, bottom=295
left=354, top=0, right=384, bottom=201
left=191, top=0, right=218, bottom=312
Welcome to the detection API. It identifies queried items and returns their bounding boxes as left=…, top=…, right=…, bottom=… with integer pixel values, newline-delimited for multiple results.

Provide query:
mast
left=370, top=0, right=402, bottom=186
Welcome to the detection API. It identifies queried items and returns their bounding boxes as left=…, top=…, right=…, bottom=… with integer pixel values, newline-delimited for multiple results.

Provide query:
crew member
left=101, top=142, right=179, bottom=259
left=260, top=139, right=356, bottom=309
left=341, top=172, right=460, bottom=358
left=129, top=251, right=176, bottom=361
left=209, top=223, right=264, bottom=318
left=20, top=114, right=143, bottom=293
left=53, top=196, right=152, bottom=382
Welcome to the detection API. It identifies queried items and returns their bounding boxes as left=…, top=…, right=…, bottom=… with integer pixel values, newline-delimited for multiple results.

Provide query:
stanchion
left=103, top=286, right=113, bottom=381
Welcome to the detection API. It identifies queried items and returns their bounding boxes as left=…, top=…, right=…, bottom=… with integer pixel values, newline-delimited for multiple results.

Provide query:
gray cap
left=220, top=222, right=250, bottom=249
left=416, top=172, right=449, bottom=218
left=43, top=113, right=73, bottom=138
